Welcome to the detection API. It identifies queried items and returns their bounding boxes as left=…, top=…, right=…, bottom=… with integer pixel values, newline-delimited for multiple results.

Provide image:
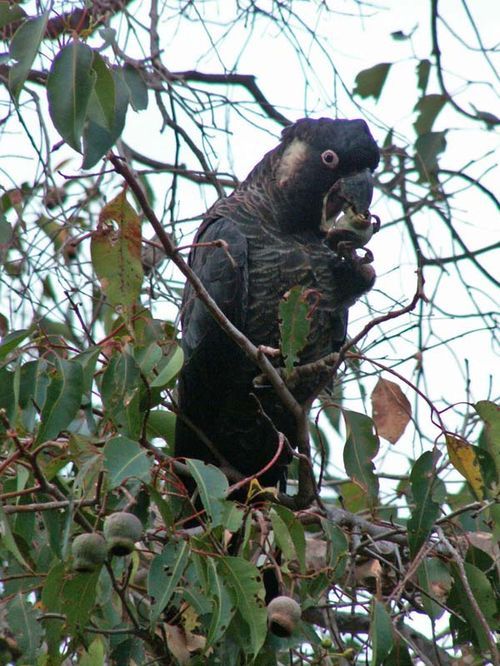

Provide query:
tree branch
left=0, top=1, right=135, bottom=41
left=171, top=70, right=290, bottom=126
left=430, top=0, right=499, bottom=127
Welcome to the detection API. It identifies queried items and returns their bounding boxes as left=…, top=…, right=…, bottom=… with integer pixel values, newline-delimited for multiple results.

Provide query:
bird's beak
left=323, top=168, right=374, bottom=222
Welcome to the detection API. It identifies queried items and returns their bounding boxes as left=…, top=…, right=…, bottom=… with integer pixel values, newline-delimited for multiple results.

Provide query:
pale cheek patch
left=276, top=139, right=309, bottom=187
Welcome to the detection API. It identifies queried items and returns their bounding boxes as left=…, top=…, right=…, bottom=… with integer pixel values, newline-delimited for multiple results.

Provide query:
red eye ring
left=321, top=149, right=339, bottom=168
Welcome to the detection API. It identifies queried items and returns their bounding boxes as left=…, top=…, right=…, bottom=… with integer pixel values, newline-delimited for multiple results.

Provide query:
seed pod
left=266, top=595, right=301, bottom=637
left=326, top=209, right=380, bottom=258
left=103, top=511, right=143, bottom=556
left=71, top=533, right=107, bottom=572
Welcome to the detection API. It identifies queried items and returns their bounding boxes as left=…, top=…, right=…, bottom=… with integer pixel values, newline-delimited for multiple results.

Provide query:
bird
left=174, top=117, right=380, bottom=495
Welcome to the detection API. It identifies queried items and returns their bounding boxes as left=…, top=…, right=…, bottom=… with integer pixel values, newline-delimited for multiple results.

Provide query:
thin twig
left=437, top=527, right=499, bottom=664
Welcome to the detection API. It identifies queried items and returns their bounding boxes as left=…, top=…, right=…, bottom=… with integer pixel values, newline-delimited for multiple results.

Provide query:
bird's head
left=267, top=117, right=380, bottom=230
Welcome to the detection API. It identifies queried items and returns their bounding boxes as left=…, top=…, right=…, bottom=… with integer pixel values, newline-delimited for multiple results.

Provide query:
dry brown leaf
left=430, top=580, right=450, bottom=602
left=304, top=537, right=327, bottom=571
left=166, top=625, right=206, bottom=664
left=371, top=378, right=411, bottom=443
left=355, top=558, right=382, bottom=583
left=166, top=625, right=190, bottom=665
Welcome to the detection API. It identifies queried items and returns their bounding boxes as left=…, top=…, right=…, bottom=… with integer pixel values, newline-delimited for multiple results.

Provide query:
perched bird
left=175, top=117, right=380, bottom=492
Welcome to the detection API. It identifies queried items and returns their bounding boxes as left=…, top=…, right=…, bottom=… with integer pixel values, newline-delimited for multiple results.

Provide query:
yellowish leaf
left=446, top=435, right=484, bottom=500
left=181, top=603, right=199, bottom=632
left=246, top=478, right=278, bottom=501
left=90, top=189, right=143, bottom=313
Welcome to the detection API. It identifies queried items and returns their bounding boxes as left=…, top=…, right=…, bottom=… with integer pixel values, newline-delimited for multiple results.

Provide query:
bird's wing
left=181, top=216, right=248, bottom=361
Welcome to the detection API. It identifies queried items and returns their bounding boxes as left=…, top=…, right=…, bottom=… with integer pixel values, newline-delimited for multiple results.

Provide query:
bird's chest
left=244, top=230, right=336, bottom=347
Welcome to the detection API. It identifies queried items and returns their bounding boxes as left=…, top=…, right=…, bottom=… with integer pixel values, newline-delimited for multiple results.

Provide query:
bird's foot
left=258, top=344, right=281, bottom=358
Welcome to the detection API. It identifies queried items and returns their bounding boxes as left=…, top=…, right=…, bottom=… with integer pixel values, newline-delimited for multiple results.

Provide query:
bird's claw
left=258, top=344, right=281, bottom=358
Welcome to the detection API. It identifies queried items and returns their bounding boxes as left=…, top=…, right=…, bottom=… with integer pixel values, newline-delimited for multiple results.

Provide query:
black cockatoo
left=175, top=117, right=380, bottom=492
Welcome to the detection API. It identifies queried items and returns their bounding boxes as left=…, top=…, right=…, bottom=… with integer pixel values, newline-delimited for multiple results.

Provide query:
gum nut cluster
left=71, top=512, right=144, bottom=572
left=266, top=596, right=302, bottom=637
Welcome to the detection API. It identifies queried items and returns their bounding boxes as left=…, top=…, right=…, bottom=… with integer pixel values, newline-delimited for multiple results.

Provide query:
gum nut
left=71, top=533, right=107, bottom=572
left=267, top=596, right=301, bottom=637
left=103, top=511, right=143, bottom=556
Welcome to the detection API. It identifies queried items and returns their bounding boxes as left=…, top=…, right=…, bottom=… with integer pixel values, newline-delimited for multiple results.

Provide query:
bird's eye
left=321, top=149, right=339, bottom=168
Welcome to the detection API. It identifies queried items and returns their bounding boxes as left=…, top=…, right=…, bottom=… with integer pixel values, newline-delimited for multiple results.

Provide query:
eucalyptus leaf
left=9, top=13, right=49, bottom=100
left=47, top=40, right=95, bottom=152
left=103, top=435, right=152, bottom=488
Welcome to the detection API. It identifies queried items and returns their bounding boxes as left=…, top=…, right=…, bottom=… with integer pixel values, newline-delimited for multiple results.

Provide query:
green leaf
left=186, top=459, right=228, bottom=526
left=90, top=190, right=143, bottom=311
left=146, top=409, right=176, bottom=447
left=150, top=345, right=184, bottom=387
left=135, top=341, right=163, bottom=375
left=354, top=63, right=391, bottom=100
left=471, top=107, right=500, bottom=128
left=42, top=507, right=65, bottom=559
left=103, top=435, right=152, bottom=488
left=414, top=131, right=447, bottom=182
left=40, top=560, right=65, bottom=659
left=342, top=410, right=380, bottom=506
left=321, top=519, right=348, bottom=579
left=206, top=556, right=236, bottom=646
left=339, top=479, right=371, bottom=512
left=111, top=637, right=145, bottom=665
left=18, top=359, right=49, bottom=431
left=101, top=351, right=142, bottom=438
left=0, top=505, right=29, bottom=568
left=0, top=328, right=29, bottom=358
left=123, top=64, right=149, bottom=111
left=448, top=562, right=498, bottom=650
left=475, top=400, right=500, bottom=480
left=417, top=557, right=452, bottom=620
left=279, top=285, right=312, bottom=374
left=321, top=383, right=343, bottom=433
left=0, top=218, right=13, bottom=248
left=390, top=30, right=409, bottom=41
left=148, top=540, right=190, bottom=623
left=417, top=59, right=431, bottom=93
left=6, top=594, right=42, bottom=663
left=90, top=51, right=115, bottom=129
left=0, top=366, right=15, bottom=424
left=407, top=450, right=441, bottom=557
left=218, top=556, right=267, bottom=656
left=414, top=94, right=447, bottom=136
left=8, top=13, right=49, bottom=100
left=0, top=3, right=26, bottom=30
left=61, top=570, right=100, bottom=632
left=79, top=638, right=106, bottom=666
left=271, top=505, right=306, bottom=572
left=370, top=600, right=393, bottom=665
left=218, top=500, right=245, bottom=532
left=147, top=484, right=174, bottom=531
left=384, top=641, right=413, bottom=665
left=74, top=346, right=101, bottom=395
left=47, top=40, right=95, bottom=152
left=36, top=358, right=84, bottom=444
left=82, top=65, right=130, bottom=169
